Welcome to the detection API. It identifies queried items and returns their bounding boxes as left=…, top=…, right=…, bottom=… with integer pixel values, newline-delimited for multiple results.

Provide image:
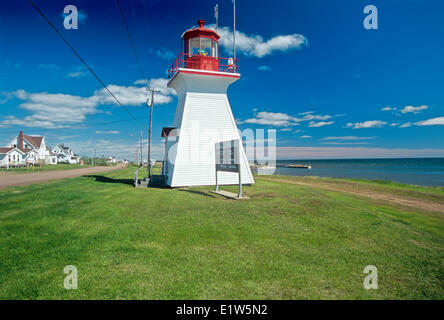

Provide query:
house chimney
left=19, top=131, right=24, bottom=149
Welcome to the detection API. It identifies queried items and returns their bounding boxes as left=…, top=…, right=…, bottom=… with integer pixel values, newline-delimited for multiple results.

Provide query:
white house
left=5, top=131, right=54, bottom=165
left=106, top=156, right=117, bottom=164
left=0, top=147, right=27, bottom=167
left=52, top=144, right=79, bottom=164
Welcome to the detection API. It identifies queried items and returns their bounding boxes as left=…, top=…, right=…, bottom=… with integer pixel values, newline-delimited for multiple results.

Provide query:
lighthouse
left=163, top=19, right=254, bottom=187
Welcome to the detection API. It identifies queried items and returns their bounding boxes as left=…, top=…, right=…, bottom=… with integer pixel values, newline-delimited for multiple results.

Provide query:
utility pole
left=140, top=131, right=143, bottom=165
left=146, top=88, right=161, bottom=178
left=135, top=146, right=138, bottom=166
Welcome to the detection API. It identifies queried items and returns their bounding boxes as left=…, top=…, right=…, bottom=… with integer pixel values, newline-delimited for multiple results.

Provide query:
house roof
left=24, top=135, right=43, bottom=148
left=0, top=147, right=31, bottom=154
left=56, top=143, right=69, bottom=149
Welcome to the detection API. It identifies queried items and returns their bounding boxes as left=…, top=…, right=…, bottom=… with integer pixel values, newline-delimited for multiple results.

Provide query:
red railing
left=168, top=53, right=239, bottom=79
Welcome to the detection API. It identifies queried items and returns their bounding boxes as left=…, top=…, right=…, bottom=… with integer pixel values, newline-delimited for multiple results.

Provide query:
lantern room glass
left=212, top=39, right=218, bottom=57
left=189, top=38, right=199, bottom=56
left=188, top=37, right=218, bottom=57
left=200, top=38, right=211, bottom=56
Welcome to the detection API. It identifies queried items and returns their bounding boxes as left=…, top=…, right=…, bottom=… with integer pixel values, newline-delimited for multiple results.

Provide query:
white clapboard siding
left=166, top=71, right=254, bottom=187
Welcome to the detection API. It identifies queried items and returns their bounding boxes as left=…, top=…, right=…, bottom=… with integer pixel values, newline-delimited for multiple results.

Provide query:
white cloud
left=300, top=135, right=311, bottom=139
left=244, top=111, right=300, bottom=127
left=156, top=48, right=176, bottom=60
left=308, top=121, right=334, bottom=127
left=38, top=64, right=62, bottom=72
left=400, top=105, right=428, bottom=114
left=258, top=65, right=271, bottom=72
left=209, top=25, right=307, bottom=58
left=95, top=130, right=120, bottom=134
left=322, top=136, right=375, bottom=141
left=299, top=111, right=314, bottom=116
left=304, top=114, right=332, bottom=121
left=243, top=110, right=334, bottom=127
left=66, top=65, right=89, bottom=78
left=4, top=61, right=21, bottom=68
left=381, top=106, right=396, bottom=111
left=0, top=92, right=14, bottom=104
left=67, top=71, right=87, bottom=78
left=399, top=122, right=412, bottom=128
left=347, top=120, right=387, bottom=129
left=0, top=78, right=175, bottom=129
left=322, top=142, right=369, bottom=145
left=416, top=116, right=444, bottom=126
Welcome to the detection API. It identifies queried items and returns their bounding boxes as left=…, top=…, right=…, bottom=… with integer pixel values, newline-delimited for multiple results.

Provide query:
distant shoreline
left=252, top=158, right=444, bottom=187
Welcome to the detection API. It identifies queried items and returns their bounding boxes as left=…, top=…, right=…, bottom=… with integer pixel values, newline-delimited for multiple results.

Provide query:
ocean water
left=262, top=158, right=444, bottom=187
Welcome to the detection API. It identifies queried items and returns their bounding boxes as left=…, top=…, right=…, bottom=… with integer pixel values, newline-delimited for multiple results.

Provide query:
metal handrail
left=168, top=53, right=239, bottom=79
left=134, top=163, right=149, bottom=187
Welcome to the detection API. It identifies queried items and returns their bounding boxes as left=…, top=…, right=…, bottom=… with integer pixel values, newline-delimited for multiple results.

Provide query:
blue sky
left=0, top=0, right=443, bottom=160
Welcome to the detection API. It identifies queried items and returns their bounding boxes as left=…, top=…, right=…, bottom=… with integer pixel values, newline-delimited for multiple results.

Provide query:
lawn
left=0, top=166, right=443, bottom=299
left=0, top=163, right=113, bottom=174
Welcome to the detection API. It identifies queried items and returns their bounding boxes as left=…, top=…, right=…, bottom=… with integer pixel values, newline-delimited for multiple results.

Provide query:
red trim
left=168, top=53, right=239, bottom=78
left=177, top=69, right=240, bottom=79
left=183, top=29, right=220, bottom=42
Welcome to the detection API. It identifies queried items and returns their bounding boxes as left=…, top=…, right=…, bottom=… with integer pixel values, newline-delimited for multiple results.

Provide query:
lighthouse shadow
left=178, top=189, right=216, bottom=198
left=84, top=175, right=134, bottom=186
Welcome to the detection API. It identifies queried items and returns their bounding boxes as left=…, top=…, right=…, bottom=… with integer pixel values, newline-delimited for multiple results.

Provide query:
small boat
left=285, top=164, right=312, bottom=169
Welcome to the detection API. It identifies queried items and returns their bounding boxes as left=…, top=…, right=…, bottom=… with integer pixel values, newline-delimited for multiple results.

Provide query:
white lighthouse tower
left=163, top=19, right=254, bottom=187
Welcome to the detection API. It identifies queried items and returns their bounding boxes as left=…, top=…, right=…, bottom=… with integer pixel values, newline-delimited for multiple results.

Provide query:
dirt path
left=258, top=177, right=444, bottom=214
left=0, top=163, right=126, bottom=190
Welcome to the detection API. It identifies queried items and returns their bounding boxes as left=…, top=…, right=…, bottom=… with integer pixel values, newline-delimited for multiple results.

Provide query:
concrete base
left=210, top=190, right=249, bottom=200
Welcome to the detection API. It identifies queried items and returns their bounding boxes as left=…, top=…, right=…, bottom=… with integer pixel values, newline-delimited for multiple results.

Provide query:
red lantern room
left=168, top=19, right=239, bottom=79
left=183, top=19, right=220, bottom=71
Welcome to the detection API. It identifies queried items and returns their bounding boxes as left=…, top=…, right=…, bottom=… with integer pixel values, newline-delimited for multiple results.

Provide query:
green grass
left=269, top=174, right=444, bottom=204
left=0, top=163, right=113, bottom=174
left=0, top=166, right=443, bottom=299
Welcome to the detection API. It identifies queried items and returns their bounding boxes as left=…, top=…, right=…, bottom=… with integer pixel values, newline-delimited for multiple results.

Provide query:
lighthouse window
left=200, top=38, right=211, bottom=56
left=212, top=40, right=218, bottom=57
left=189, top=38, right=199, bottom=56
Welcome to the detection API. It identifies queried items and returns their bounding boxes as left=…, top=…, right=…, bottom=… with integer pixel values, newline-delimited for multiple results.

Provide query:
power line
left=115, top=0, right=149, bottom=88
left=27, top=0, right=144, bottom=127
left=141, top=0, right=153, bottom=35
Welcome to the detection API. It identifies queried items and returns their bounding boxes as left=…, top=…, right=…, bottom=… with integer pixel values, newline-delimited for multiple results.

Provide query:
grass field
left=0, top=163, right=113, bottom=174
left=0, top=166, right=443, bottom=299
